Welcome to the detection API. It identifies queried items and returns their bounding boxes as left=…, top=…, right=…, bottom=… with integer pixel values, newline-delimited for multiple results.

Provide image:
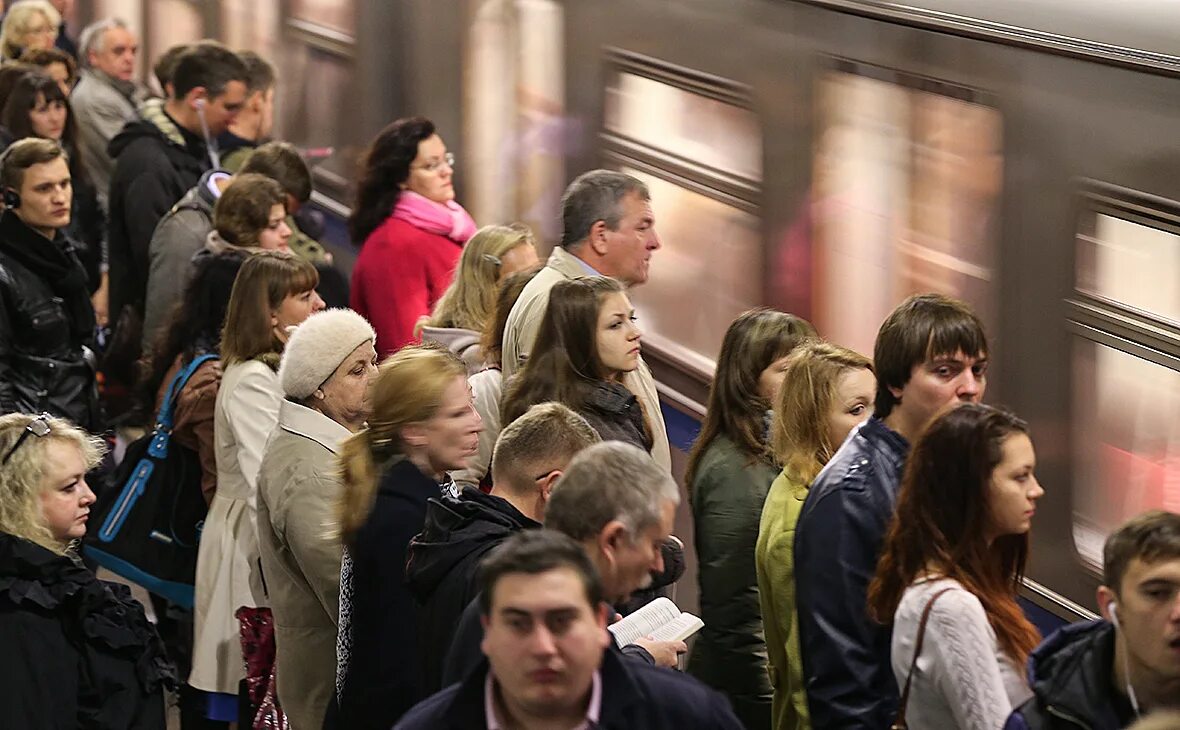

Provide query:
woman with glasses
left=0, top=1, right=60, bottom=63
left=0, top=412, right=171, bottom=727
left=348, top=116, right=477, bottom=356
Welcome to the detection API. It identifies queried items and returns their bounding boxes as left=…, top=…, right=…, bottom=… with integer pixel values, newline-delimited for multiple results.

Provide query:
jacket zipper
left=1047, top=705, right=1091, bottom=730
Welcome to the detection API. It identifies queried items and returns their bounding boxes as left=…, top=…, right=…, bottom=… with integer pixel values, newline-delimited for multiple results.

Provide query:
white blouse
left=891, top=577, right=1033, bottom=730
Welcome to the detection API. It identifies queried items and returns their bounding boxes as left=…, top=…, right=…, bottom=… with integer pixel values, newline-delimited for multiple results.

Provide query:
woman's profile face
left=595, top=291, right=641, bottom=379
left=272, top=288, right=326, bottom=343
left=257, top=203, right=292, bottom=250
left=824, top=366, right=875, bottom=451
left=416, top=375, right=482, bottom=474
left=29, top=92, right=66, bottom=141
left=38, top=439, right=94, bottom=543
left=317, top=340, right=378, bottom=430
left=402, top=134, right=455, bottom=204
left=987, top=432, right=1043, bottom=540
left=20, top=12, right=57, bottom=52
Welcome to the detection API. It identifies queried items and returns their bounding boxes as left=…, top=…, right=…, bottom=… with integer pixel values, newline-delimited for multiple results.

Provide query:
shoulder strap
left=157, top=353, right=219, bottom=431
left=892, top=585, right=956, bottom=730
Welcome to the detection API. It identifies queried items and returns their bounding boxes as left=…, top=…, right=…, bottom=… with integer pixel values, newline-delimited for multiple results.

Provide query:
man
left=442, top=441, right=687, bottom=684
left=70, top=18, right=147, bottom=209
left=397, top=529, right=743, bottom=729
left=105, top=41, right=247, bottom=377
left=407, top=403, right=601, bottom=696
left=216, top=51, right=276, bottom=172
left=501, top=169, right=671, bottom=471
left=1006, top=510, right=1180, bottom=729
left=0, top=138, right=99, bottom=430
left=794, top=292, right=989, bottom=728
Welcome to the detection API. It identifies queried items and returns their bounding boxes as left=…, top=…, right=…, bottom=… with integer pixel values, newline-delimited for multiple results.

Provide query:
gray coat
left=70, top=69, right=148, bottom=210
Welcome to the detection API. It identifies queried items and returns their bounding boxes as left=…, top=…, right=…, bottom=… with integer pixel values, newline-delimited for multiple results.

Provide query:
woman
left=203, top=172, right=293, bottom=255
left=420, top=223, right=539, bottom=372
left=867, top=404, right=1044, bottom=729
left=189, top=251, right=324, bottom=722
left=257, top=308, right=377, bottom=730
left=349, top=116, right=477, bottom=356
left=0, top=1, right=59, bottom=63
left=330, top=345, right=482, bottom=729
left=450, top=266, right=541, bottom=490
left=501, top=276, right=649, bottom=450
left=756, top=340, right=875, bottom=730
left=685, top=309, right=816, bottom=730
left=0, top=412, right=172, bottom=728
left=20, top=46, right=75, bottom=95
left=2, top=69, right=104, bottom=294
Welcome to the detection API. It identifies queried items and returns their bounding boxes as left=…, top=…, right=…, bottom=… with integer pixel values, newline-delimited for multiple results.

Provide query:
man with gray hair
left=500, top=169, right=671, bottom=471
left=441, top=441, right=686, bottom=684
left=70, top=17, right=148, bottom=209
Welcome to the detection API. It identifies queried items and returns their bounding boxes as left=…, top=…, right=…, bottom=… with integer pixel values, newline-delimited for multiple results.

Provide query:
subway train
left=74, top=0, right=1180, bottom=628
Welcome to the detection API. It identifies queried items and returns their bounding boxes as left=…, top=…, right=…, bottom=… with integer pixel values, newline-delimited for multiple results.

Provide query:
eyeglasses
left=415, top=152, right=455, bottom=174
left=2, top=413, right=52, bottom=465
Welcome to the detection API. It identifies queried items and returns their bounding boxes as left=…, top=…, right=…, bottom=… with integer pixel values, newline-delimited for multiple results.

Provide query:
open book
left=608, top=597, right=704, bottom=646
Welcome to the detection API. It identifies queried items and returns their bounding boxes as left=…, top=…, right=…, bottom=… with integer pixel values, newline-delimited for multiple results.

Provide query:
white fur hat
left=279, top=308, right=377, bottom=399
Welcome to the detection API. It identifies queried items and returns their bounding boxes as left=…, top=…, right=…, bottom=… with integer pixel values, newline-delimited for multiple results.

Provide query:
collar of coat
left=546, top=244, right=600, bottom=280
left=278, top=399, right=353, bottom=454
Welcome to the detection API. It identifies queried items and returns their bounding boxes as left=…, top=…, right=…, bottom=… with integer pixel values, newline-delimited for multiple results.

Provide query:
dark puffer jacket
left=581, top=379, right=654, bottom=453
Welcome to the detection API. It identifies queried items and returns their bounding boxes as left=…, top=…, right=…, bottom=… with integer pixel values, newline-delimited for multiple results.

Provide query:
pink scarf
left=392, top=190, right=477, bottom=243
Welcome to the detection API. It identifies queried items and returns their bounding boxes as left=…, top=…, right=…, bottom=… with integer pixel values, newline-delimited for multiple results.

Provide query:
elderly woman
left=0, top=412, right=172, bottom=727
left=0, top=0, right=59, bottom=63
left=257, top=308, right=377, bottom=730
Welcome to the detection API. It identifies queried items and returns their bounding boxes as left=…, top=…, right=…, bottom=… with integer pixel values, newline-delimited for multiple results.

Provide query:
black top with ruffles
left=0, top=531, right=173, bottom=729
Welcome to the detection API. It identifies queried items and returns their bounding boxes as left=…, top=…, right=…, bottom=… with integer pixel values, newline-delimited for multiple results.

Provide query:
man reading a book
left=395, top=529, right=743, bottom=729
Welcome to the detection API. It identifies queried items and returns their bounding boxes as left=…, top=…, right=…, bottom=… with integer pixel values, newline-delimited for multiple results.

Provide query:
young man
left=396, top=529, right=743, bottom=729
left=1006, top=510, right=1180, bottom=729
left=794, top=292, right=989, bottom=728
left=0, top=138, right=99, bottom=430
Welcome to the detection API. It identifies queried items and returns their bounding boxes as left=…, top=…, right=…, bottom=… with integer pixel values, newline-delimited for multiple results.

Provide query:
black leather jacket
left=794, top=416, right=909, bottom=729
left=0, top=216, right=100, bottom=430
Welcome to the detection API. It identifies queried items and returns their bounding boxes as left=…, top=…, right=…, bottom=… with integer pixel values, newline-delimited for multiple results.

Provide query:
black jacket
left=794, top=416, right=909, bottom=729
left=106, top=114, right=210, bottom=331
left=0, top=211, right=100, bottom=429
left=582, top=379, right=653, bottom=452
left=397, top=639, right=744, bottom=729
left=327, top=457, right=448, bottom=730
left=0, top=531, right=172, bottom=729
left=405, top=487, right=541, bottom=696
left=1004, top=621, right=1136, bottom=730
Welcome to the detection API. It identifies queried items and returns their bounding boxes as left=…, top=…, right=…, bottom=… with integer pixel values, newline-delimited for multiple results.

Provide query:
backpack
left=85, top=354, right=218, bottom=607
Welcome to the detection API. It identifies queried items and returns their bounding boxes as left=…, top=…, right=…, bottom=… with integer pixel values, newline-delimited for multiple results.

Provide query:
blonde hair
left=0, top=1, right=60, bottom=62
left=426, top=223, right=535, bottom=332
left=220, top=250, right=319, bottom=366
left=773, top=340, right=873, bottom=487
left=0, top=413, right=105, bottom=553
left=336, top=345, right=466, bottom=544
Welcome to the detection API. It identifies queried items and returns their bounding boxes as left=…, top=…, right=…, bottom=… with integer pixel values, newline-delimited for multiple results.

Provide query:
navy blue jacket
left=794, top=416, right=909, bottom=728
left=396, top=640, right=743, bottom=729
left=1004, top=620, right=1136, bottom=730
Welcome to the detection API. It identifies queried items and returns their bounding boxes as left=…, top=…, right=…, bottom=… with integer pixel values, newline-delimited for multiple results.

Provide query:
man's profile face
left=1108, top=556, right=1180, bottom=681
left=597, top=191, right=659, bottom=286
left=201, top=80, right=249, bottom=136
left=481, top=567, right=609, bottom=721
left=604, top=498, right=675, bottom=603
left=90, top=26, right=138, bottom=81
left=14, top=157, right=72, bottom=235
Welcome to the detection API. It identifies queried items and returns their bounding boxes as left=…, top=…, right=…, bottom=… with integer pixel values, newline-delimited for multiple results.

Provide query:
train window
left=1076, top=213, right=1180, bottom=326
left=1071, top=341, right=1180, bottom=571
left=811, top=66, right=1001, bottom=356
left=222, top=0, right=280, bottom=64
left=289, top=0, right=355, bottom=36
left=604, top=72, right=761, bottom=182
left=276, top=47, right=357, bottom=201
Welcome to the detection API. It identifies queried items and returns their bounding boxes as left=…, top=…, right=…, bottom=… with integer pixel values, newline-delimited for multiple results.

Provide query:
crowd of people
left=0, top=3, right=1177, bottom=729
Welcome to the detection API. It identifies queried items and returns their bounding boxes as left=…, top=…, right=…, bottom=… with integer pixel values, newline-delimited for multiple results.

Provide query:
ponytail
left=336, top=431, right=379, bottom=545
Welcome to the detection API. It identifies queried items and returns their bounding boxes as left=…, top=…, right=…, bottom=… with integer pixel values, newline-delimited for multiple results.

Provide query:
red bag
left=236, top=606, right=288, bottom=730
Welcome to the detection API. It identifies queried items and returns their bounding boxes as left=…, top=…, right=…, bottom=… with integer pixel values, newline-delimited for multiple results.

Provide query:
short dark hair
left=214, top=173, right=286, bottom=247
left=0, top=136, right=65, bottom=191
left=237, top=50, right=276, bottom=94
left=477, top=529, right=604, bottom=617
left=1103, top=510, right=1180, bottom=595
left=240, top=141, right=312, bottom=203
left=349, top=116, right=436, bottom=244
left=873, top=293, right=988, bottom=418
left=170, top=42, right=248, bottom=100
left=153, top=42, right=190, bottom=92
left=560, top=169, right=649, bottom=249
left=1, top=69, right=77, bottom=151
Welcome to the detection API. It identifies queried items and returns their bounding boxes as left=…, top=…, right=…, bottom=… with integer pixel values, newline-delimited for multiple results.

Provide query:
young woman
left=329, top=345, right=482, bottom=729
left=0, top=412, right=171, bottom=728
left=189, top=251, right=324, bottom=722
left=756, top=340, right=875, bottom=730
left=685, top=309, right=816, bottom=730
left=419, top=223, right=539, bottom=372
left=20, top=46, right=75, bottom=95
left=867, top=403, right=1044, bottom=730
left=501, top=276, right=649, bottom=450
left=204, top=172, right=294, bottom=255
left=349, top=116, right=477, bottom=355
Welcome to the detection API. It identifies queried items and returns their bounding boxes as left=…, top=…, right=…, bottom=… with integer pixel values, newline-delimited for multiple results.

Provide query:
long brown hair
left=867, top=403, right=1041, bottom=666
left=479, top=266, right=542, bottom=368
left=220, top=251, right=319, bottom=366
left=684, top=309, right=815, bottom=492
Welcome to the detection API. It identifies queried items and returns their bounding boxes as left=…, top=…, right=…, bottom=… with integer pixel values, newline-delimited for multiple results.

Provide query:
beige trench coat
left=500, top=246, right=671, bottom=471
left=257, top=400, right=349, bottom=730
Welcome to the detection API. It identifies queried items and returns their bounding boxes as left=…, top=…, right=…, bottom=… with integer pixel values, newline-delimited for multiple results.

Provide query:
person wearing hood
left=0, top=138, right=99, bottom=430
left=1005, top=510, right=1180, bottom=730
left=257, top=308, right=377, bottom=730
left=684, top=309, right=815, bottom=730
left=406, top=402, right=600, bottom=696
left=105, top=43, right=246, bottom=397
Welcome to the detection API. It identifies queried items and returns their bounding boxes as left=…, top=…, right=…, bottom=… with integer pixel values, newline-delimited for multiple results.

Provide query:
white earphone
left=1110, top=601, right=1142, bottom=717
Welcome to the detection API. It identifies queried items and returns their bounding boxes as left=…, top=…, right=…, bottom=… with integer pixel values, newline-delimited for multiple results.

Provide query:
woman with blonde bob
left=190, top=251, right=325, bottom=720
left=420, top=223, right=539, bottom=371
left=0, top=0, right=59, bottom=62
left=330, top=344, right=482, bottom=729
left=755, top=341, right=875, bottom=730
left=0, top=413, right=171, bottom=727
